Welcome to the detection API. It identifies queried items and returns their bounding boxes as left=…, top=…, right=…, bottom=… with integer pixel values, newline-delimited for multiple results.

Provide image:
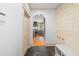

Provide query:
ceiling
left=29, top=3, right=61, bottom=9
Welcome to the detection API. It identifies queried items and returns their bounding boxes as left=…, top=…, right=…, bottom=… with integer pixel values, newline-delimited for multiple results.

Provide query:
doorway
left=32, top=14, right=46, bottom=46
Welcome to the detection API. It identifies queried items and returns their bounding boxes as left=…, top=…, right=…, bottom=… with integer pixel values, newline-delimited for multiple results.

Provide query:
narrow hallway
left=23, top=3, right=57, bottom=56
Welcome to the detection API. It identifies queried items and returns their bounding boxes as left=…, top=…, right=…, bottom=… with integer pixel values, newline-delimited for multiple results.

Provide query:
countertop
left=55, top=44, right=79, bottom=56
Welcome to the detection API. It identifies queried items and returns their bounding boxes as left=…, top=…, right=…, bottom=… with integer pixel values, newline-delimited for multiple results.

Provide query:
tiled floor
left=24, top=46, right=55, bottom=56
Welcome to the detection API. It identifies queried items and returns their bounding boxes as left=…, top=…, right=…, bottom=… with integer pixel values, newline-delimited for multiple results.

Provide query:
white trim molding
left=23, top=3, right=31, bottom=17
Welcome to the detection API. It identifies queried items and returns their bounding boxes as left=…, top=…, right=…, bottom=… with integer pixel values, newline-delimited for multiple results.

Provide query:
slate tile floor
left=24, top=46, right=55, bottom=56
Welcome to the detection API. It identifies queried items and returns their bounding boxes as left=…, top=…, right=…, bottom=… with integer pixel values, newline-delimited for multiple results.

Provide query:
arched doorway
left=33, top=14, right=46, bottom=46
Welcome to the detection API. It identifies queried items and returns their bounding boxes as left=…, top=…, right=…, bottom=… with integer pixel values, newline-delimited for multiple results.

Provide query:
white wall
left=0, top=4, right=23, bottom=56
left=30, top=9, right=56, bottom=46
